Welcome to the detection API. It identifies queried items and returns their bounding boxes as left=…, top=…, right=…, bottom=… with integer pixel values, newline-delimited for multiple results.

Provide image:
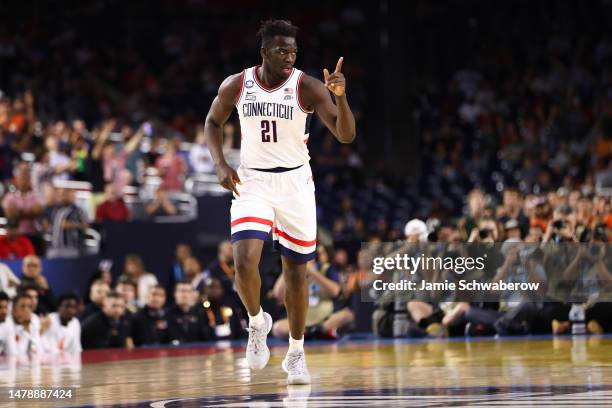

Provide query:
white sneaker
left=246, top=312, right=273, bottom=369
left=282, top=350, right=311, bottom=385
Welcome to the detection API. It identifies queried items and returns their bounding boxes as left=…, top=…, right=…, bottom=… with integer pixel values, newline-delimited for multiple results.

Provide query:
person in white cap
left=404, top=219, right=428, bottom=243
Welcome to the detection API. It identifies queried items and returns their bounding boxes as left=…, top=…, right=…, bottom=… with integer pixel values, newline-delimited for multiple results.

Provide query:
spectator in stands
left=459, top=189, right=486, bottom=238
left=182, top=256, right=205, bottom=292
left=155, top=138, right=187, bottom=191
left=166, top=280, right=214, bottom=344
left=92, top=120, right=145, bottom=193
left=81, top=279, right=110, bottom=322
left=202, top=277, right=245, bottom=339
left=47, top=187, right=89, bottom=257
left=45, top=136, right=74, bottom=181
left=0, top=219, right=35, bottom=259
left=11, top=292, right=41, bottom=356
left=170, top=243, right=192, bottom=285
left=498, top=188, right=529, bottom=238
left=81, top=291, right=134, bottom=349
left=2, top=163, right=44, bottom=252
left=145, top=186, right=177, bottom=217
left=189, top=125, right=215, bottom=174
left=131, top=285, right=170, bottom=346
left=0, top=263, right=20, bottom=298
left=0, top=291, right=17, bottom=356
left=42, top=294, right=82, bottom=353
left=20, top=255, right=54, bottom=313
left=503, top=219, right=522, bottom=241
left=95, top=184, right=130, bottom=222
left=115, top=276, right=139, bottom=314
left=121, top=254, right=158, bottom=307
left=204, top=240, right=239, bottom=307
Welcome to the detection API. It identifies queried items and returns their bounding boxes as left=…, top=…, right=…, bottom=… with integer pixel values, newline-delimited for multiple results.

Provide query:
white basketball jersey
left=235, top=66, right=313, bottom=169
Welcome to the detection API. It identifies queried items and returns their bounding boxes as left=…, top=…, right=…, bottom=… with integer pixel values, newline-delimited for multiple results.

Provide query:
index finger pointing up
left=334, top=57, right=344, bottom=73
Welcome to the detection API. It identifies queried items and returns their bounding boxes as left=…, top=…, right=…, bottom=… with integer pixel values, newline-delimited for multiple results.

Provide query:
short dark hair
left=106, top=291, right=122, bottom=300
left=0, top=291, right=9, bottom=302
left=176, top=278, right=194, bottom=288
left=13, top=292, right=32, bottom=306
left=57, top=293, right=80, bottom=307
left=257, top=19, right=299, bottom=47
left=17, top=283, right=39, bottom=295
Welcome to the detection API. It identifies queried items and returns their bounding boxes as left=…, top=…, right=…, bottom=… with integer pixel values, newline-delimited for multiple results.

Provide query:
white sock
left=249, top=307, right=265, bottom=328
left=288, top=334, right=304, bottom=353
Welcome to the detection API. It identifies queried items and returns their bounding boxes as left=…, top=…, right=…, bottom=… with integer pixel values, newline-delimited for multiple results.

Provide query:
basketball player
left=204, top=19, right=355, bottom=384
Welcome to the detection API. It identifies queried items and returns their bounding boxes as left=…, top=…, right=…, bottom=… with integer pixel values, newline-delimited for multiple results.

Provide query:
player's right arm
left=204, top=73, right=243, bottom=196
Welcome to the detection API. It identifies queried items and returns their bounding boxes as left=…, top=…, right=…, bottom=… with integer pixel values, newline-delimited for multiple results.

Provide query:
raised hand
left=323, top=57, right=346, bottom=97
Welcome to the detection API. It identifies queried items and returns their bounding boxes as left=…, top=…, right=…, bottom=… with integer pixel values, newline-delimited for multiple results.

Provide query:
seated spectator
left=19, top=255, right=54, bottom=314
left=183, top=256, right=206, bottom=292
left=145, top=187, right=177, bottom=217
left=11, top=292, right=41, bottom=356
left=95, top=184, right=129, bottom=222
left=81, top=291, right=133, bottom=349
left=155, top=138, right=187, bottom=191
left=205, top=240, right=240, bottom=308
left=42, top=294, right=82, bottom=353
left=47, top=187, right=89, bottom=258
left=166, top=280, right=214, bottom=344
left=131, top=285, right=169, bottom=346
left=202, top=277, right=246, bottom=339
left=115, top=276, right=139, bottom=314
left=80, top=279, right=110, bottom=322
left=1, top=163, right=44, bottom=253
left=0, top=291, right=17, bottom=356
left=170, top=243, right=192, bottom=285
left=0, top=220, right=35, bottom=260
left=0, top=262, right=20, bottom=298
left=120, top=254, right=158, bottom=307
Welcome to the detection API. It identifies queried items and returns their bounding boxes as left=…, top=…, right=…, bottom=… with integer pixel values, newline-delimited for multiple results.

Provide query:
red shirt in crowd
left=96, top=199, right=130, bottom=222
left=0, top=235, right=35, bottom=259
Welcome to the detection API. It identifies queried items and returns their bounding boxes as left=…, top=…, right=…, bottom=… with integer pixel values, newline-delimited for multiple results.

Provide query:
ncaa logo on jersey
left=245, top=80, right=254, bottom=88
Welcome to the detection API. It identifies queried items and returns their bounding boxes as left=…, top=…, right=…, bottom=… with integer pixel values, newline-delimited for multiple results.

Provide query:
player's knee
left=234, top=253, right=258, bottom=275
left=283, top=267, right=307, bottom=288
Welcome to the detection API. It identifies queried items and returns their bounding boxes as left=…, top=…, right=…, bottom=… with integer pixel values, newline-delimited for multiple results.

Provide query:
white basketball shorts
left=230, top=164, right=317, bottom=263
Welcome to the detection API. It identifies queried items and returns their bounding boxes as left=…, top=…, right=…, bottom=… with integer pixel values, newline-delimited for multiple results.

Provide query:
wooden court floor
left=2, top=336, right=612, bottom=407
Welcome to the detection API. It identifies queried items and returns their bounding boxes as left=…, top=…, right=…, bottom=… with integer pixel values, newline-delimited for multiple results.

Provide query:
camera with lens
left=552, top=220, right=566, bottom=230
left=479, top=228, right=493, bottom=240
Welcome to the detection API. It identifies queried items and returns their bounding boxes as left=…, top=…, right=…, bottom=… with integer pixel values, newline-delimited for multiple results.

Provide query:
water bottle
left=392, top=294, right=408, bottom=337
left=392, top=310, right=409, bottom=337
left=569, top=303, right=586, bottom=335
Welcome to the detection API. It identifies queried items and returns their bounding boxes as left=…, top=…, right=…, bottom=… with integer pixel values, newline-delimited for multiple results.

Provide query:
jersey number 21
left=261, top=120, right=277, bottom=143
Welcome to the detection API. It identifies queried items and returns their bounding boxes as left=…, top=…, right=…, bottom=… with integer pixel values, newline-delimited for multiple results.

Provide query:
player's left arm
left=300, top=57, right=356, bottom=143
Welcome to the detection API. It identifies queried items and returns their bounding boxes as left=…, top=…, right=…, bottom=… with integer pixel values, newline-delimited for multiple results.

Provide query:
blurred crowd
left=0, top=239, right=358, bottom=354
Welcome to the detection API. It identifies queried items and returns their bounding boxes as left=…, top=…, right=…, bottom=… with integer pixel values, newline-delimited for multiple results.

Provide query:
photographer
left=405, top=220, right=469, bottom=338
left=463, top=238, right=548, bottom=336
left=552, top=223, right=612, bottom=334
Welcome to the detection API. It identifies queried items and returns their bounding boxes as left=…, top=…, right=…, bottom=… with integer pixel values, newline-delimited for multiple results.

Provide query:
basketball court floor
left=2, top=335, right=612, bottom=407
